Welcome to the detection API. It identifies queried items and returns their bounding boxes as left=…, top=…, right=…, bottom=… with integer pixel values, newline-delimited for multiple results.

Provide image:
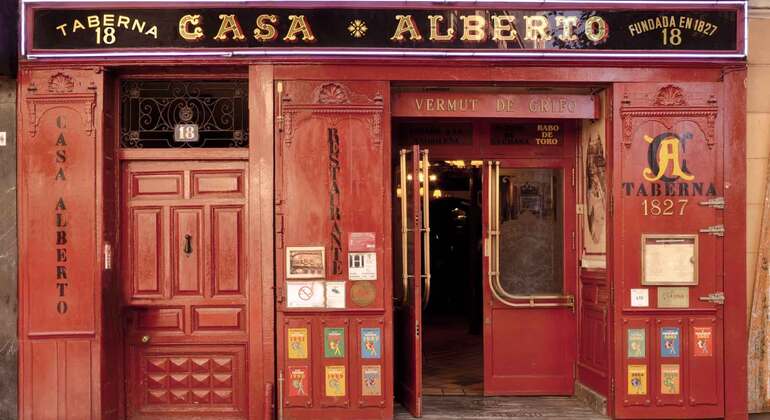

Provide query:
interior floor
left=423, top=315, right=483, bottom=396
left=422, top=161, right=484, bottom=396
left=394, top=396, right=608, bottom=419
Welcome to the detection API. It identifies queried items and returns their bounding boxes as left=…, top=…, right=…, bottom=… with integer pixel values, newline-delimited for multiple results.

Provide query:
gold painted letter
left=254, top=14, right=278, bottom=41
left=555, top=16, right=578, bottom=41
left=428, top=15, right=454, bottom=41
left=460, top=15, right=486, bottom=41
left=585, top=16, right=609, bottom=43
left=179, top=15, right=204, bottom=41
left=524, top=15, right=552, bottom=41
left=491, top=15, right=517, bottom=41
left=284, top=15, right=316, bottom=42
left=214, top=14, right=246, bottom=40
left=391, top=15, right=422, bottom=41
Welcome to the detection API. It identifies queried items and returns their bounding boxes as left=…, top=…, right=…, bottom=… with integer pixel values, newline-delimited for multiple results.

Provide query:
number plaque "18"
left=174, top=124, right=199, bottom=142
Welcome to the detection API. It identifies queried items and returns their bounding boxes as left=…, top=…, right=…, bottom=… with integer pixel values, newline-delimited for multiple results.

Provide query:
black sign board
left=491, top=123, right=563, bottom=146
left=29, top=7, right=741, bottom=56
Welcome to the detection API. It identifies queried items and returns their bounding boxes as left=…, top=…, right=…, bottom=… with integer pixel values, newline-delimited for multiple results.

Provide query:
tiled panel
left=212, top=206, right=244, bottom=295
left=192, top=170, right=244, bottom=197
left=171, top=207, right=204, bottom=296
left=131, top=345, right=245, bottom=416
left=132, top=172, right=184, bottom=199
left=131, top=207, right=163, bottom=297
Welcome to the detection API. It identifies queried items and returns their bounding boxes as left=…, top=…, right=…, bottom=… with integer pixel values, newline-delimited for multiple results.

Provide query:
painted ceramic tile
left=288, top=366, right=309, bottom=397
left=693, top=326, right=713, bottom=357
left=287, top=328, right=308, bottom=359
left=627, top=364, right=647, bottom=396
left=325, top=365, right=346, bottom=397
left=361, top=328, right=382, bottom=359
left=661, top=364, right=680, bottom=395
left=324, top=327, right=345, bottom=358
left=660, top=327, right=681, bottom=357
left=627, top=328, right=645, bottom=358
left=362, top=365, right=382, bottom=396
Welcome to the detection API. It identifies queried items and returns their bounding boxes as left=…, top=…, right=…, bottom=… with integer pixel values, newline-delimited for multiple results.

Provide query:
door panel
left=394, top=146, right=426, bottom=417
left=483, top=160, right=577, bottom=396
left=121, top=160, right=249, bottom=419
left=613, top=82, right=724, bottom=418
left=274, top=80, right=392, bottom=419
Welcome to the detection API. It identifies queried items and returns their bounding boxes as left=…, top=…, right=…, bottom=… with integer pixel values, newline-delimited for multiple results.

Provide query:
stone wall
left=0, top=77, right=17, bottom=419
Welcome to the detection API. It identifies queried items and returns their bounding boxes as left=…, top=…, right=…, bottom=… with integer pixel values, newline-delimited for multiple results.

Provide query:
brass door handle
left=183, top=234, right=193, bottom=255
left=141, top=335, right=151, bottom=344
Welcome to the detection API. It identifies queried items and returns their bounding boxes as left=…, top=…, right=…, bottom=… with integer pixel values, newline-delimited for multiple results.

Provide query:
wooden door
left=121, top=160, right=249, bottom=419
left=274, top=80, right=392, bottom=419
left=613, top=83, right=725, bottom=418
left=394, top=146, right=428, bottom=417
left=483, top=159, right=577, bottom=395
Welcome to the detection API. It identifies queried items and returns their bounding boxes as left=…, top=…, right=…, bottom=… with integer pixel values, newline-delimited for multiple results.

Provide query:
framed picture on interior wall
left=584, top=133, right=607, bottom=255
left=286, top=246, right=326, bottom=279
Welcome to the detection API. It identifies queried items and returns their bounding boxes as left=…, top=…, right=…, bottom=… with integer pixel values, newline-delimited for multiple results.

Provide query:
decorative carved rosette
left=280, top=82, right=384, bottom=145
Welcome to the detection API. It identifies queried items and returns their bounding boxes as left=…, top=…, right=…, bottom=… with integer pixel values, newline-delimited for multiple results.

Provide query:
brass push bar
left=486, top=161, right=574, bottom=310
left=421, top=150, right=432, bottom=310
left=399, top=149, right=409, bottom=307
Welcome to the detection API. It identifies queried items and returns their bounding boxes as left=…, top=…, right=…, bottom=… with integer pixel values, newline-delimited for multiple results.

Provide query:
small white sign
left=0, top=132, right=6, bottom=146
left=348, top=252, right=377, bottom=280
left=631, top=288, right=649, bottom=307
left=287, top=281, right=325, bottom=308
left=325, top=281, right=346, bottom=308
left=174, top=124, right=199, bottom=142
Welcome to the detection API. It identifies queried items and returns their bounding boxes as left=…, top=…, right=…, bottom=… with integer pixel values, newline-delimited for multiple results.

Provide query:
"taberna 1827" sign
left=29, top=7, right=742, bottom=56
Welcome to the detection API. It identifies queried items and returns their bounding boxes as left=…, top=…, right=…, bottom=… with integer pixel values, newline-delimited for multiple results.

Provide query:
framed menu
left=641, top=234, right=698, bottom=286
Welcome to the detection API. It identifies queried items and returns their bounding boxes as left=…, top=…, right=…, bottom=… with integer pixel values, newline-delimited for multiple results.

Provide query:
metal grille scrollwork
left=120, top=80, right=248, bottom=148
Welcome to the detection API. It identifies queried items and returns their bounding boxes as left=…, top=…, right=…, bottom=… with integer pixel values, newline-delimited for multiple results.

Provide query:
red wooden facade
left=16, top=2, right=748, bottom=419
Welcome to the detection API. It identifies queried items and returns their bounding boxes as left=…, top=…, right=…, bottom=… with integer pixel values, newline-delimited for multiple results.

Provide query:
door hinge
left=571, top=231, right=576, bottom=251
left=610, top=378, right=615, bottom=395
left=699, top=224, right=725, bottom=237
left=104, top=242, right=112, bottom=270
left=699, top=197, right=725, bottom=209
left=608, top=195, right=614, bottom=217
left=275, top=214, right=285, bottom=249
left=415, top=321, right=420, bottom=338
left=571, top=167, right=576, bottom=188
left=699, top=291, right=725, bottom=305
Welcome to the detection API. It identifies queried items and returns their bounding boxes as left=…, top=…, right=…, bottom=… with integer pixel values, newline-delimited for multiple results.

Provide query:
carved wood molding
left=25, top=93, right=97, bottom=138
left=281, top=82, right=384, bottom=145
left=620, top=85, right=717, bottom=150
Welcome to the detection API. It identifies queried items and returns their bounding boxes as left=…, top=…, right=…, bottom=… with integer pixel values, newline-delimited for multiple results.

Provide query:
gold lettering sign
left=657, top=287, right=690, bottom=308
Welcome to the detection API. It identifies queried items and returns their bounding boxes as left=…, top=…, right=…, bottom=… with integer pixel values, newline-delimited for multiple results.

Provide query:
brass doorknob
left=141, top=335, right=151, bottom=344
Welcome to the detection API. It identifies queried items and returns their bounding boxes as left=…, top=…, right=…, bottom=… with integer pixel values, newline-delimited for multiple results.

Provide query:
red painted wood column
left=18, top=66, right=105, bottom=419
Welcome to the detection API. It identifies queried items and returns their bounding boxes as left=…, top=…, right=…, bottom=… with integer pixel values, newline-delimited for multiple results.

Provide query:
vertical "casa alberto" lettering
left=54, top=116, right=69, bottom=314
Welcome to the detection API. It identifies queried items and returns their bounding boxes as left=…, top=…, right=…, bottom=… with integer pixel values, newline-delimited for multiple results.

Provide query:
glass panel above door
left=120, top=80, right=248, bottom=148
left=498, top=168, right=563, bottom=296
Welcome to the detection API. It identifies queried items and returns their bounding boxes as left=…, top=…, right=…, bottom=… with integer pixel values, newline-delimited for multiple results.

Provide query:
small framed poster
left=286, top=246, right=325, bottom=279
left=641, top=234, right=698, bottom=286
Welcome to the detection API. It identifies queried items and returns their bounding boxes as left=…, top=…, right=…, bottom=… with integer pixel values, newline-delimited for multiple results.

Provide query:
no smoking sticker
left=287, top=281, right=325, bottom=308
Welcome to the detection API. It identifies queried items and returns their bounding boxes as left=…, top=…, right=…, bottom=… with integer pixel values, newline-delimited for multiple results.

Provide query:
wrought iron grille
left=120, top=80, right=248, bottom=148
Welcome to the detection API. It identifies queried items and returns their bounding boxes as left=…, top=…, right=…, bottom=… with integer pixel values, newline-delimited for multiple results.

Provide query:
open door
left=483, top=160, right=577, bottom=395
left=395, top=146, right=430, bottom=417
